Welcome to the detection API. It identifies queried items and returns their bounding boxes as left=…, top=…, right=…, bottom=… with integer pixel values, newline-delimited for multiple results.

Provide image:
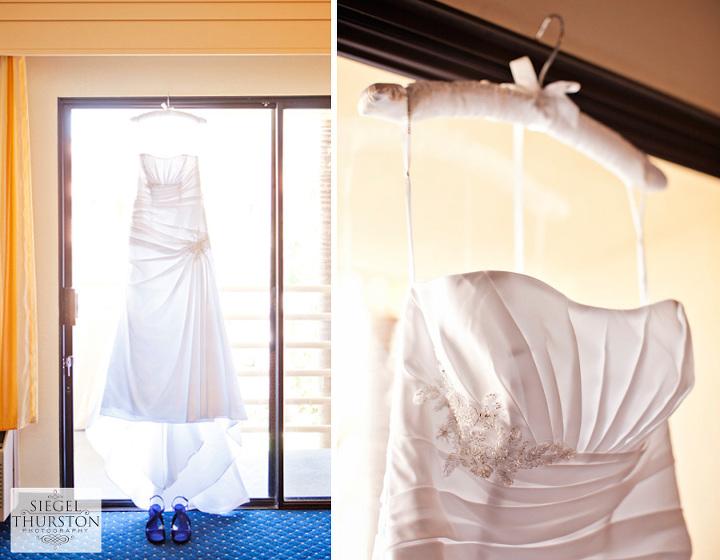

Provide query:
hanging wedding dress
left=371, top=80, right=694, bottom=558
left=373, top=271, right=693, bottom=559
left=86, top=111, right=250, bottom=514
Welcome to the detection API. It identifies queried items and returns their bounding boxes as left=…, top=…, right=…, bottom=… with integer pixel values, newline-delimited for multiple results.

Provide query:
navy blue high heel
left=171, top=496, right=191, bottom=544
left=145, top=495, right=165, bottom=544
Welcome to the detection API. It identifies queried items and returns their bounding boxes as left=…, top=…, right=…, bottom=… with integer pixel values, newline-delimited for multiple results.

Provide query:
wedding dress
left=372, top=96, right=693, bottom=559
left=86, top=124, right=250, bottom=514
left=373, top=270, right=693, bottom=559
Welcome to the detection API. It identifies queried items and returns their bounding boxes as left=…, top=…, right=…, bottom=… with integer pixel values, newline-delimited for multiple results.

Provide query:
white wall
left=21, top=54, right=330, bottom=487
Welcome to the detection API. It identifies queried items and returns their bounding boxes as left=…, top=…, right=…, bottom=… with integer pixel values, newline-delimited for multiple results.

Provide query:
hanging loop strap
left=404, top=94, right=526, bottom=279
left=513, top=124, right=525, bottom=273
left=626, top=186, right=648, bottom=305
left=402, top=80, right=647, bottom=301
left=403, top=95, right=416, bottom=283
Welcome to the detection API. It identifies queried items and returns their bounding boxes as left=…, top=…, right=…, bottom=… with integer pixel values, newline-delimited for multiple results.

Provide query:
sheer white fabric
left=86, top=153, right=249, bottom=514
left=373, top=270, right=693, bottom=559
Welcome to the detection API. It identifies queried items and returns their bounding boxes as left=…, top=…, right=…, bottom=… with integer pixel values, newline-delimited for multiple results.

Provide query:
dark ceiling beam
left=338, top=0, right=720, bottom=180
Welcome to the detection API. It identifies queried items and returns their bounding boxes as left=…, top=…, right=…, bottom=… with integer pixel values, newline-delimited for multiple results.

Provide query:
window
left=59, top=97, right=331, bottom=508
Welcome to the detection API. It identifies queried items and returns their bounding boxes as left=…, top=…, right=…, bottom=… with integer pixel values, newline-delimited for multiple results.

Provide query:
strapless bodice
left=374, top=270, right=693, bottom=559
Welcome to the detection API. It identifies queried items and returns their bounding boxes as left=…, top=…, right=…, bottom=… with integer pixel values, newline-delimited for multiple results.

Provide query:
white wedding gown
left=86, top=151, right=250, bottom=514
left=373, top=270, right=693, bottom=559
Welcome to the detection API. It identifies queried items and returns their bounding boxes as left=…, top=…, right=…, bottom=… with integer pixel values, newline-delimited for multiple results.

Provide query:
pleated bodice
left=374, top=270, right=693, bottom=559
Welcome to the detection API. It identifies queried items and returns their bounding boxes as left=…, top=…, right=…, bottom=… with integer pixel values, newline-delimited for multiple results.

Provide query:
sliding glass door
left=59, top=97, right=331, bottom=508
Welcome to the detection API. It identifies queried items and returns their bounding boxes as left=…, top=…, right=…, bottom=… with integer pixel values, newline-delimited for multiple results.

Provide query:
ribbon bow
left=506, top=56, right=581, bottom=128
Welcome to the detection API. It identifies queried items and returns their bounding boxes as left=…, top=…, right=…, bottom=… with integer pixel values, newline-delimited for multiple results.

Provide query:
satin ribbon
left=505, top=56, right=581, bottom=127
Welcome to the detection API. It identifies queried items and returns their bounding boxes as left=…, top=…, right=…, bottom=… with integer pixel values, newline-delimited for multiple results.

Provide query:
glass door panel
left=70, top=106, right=273, bottom=500
left=283, top=109, right=332, bottom=498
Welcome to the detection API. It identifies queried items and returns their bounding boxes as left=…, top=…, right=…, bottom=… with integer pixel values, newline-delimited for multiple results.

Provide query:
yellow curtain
left=0, top=56, right=38, bottom=430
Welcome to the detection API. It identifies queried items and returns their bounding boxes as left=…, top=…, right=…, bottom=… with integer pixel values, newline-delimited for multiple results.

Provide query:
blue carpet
left=0, top=509, right=330, bottom=559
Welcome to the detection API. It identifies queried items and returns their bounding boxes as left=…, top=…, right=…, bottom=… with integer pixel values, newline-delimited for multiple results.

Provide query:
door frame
left=58, top=95, right=331, bottom=510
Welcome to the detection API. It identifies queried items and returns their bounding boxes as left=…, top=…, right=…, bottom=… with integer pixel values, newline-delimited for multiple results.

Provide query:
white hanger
left=358, top=16, right=665, bottom=193
left=359, top=14, right=653, bottom=304
left=130, top=94, right=207, bottom=124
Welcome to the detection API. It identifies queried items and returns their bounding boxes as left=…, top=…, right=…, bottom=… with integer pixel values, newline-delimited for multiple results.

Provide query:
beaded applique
left=183, top=232, right=210, bottom=258
left=414, top=365, right=575, bottom=486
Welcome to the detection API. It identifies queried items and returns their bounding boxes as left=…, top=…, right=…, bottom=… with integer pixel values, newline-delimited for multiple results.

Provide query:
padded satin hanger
left=359, top=14, right=651, bottom=304
left=131, top=93, right=207, bottom=124
left=358, top=15, right=664, bottom=193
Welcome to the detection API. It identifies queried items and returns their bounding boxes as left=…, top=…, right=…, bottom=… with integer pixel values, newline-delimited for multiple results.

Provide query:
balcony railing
left=221, top=284, right=331, bottom=445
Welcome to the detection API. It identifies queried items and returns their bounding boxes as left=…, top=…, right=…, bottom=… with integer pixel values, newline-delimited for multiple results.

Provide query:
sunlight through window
left=69, top=102, right=330, bottom=503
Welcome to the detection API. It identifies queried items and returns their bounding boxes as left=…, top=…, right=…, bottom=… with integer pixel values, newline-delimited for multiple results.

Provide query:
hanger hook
left=535, top=13, right=565, bottom=87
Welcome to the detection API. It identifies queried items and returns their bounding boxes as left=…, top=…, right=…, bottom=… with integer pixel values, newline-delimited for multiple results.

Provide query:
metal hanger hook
left=535, top=13, right=565, bottom=87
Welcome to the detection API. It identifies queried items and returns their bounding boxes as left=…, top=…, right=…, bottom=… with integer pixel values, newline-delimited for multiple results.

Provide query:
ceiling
left=439, top=0, right=720, bottom=117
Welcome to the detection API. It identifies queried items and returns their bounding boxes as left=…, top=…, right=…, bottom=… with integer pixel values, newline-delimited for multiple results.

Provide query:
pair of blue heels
left=145, top=495, right=191, bottom=545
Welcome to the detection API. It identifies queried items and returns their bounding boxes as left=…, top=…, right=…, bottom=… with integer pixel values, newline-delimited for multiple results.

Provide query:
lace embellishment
left=414, top=366, right=575, bottom=486
left=183, top=232, right=210, bottom=258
